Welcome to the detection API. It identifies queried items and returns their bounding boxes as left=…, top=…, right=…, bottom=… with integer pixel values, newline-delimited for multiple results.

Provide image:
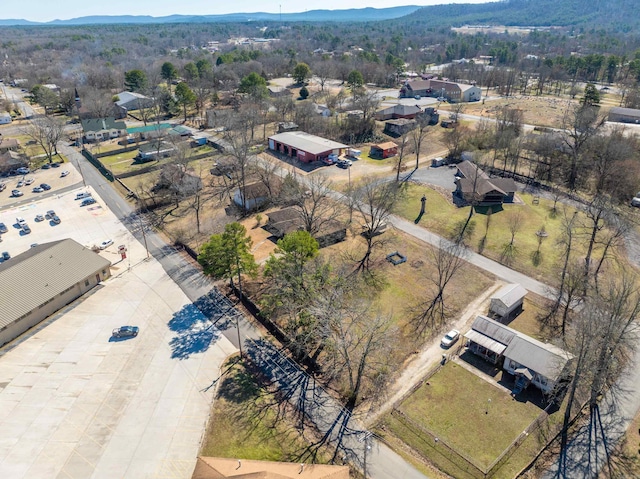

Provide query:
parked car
left=30, top=243, right=38, bottom=248
left=51, top=214, right=61, bottom=224
left=0, top=183, right=5, bottom=191
left=0, top=223, right=6, bottom=234
left=50, top=162, right=61, bottom=168
left=40, top=183, right=51, bottom=190
left=11, top=189, right=23, bottom=197
left=24, top=178, right=34, bottom=185
left=322, top=157, right=334, bottom=166
left=16, top=180, right=24, bottom=187
left=1, top=251, right=9, bottom=261
left=441, top=329, right=460, bottom=348
left=81, top=197, right=97, bottom=206
left=32, top=187, right=44, bottom=193
left=45, top=210, right=56, bottom=219
left=16, top=217, right=26, bottom=227
left=60, top=170, right=70, bottom=177
left=631, top=197, right=640, bottom=208
left=41, top=163, right=51, bottom=170
left=16, top=167, right=29, bottom=174
left=336, top=158, right=352, bottom=168
left=75, top=192, right=92, bottom=200
left=21, top=224, right=31, bottom=234
left=99, top=239, right=114, bottom=250
left=112, top=326, right=139, bottom=338
left=34, top=214, right=44, bottom=222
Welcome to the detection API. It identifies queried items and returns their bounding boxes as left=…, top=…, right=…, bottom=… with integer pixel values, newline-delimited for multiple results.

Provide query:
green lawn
left=201, top=359, right=332, bottom=463
left=381, top=363, right=542, bottom=476
left=393, top=182, right=613, bottom=285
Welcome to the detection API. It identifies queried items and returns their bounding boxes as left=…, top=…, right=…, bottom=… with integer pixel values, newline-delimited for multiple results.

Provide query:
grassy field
left=379, top=362, right=544, bottom=477
left=201, top=358, right=334, bottom=464
left=392, top=182, right=620, bottom=285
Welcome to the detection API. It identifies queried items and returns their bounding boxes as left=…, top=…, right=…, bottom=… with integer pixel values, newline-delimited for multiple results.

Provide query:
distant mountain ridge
left=0, top=6, right=421, bottom=26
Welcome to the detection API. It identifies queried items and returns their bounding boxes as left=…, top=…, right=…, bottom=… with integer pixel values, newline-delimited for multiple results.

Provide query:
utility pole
left=138, top=213, right=150, bottom=259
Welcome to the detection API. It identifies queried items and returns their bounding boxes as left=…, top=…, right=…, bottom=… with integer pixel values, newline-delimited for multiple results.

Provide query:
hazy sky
left=3, top=0, right=492, bottom=22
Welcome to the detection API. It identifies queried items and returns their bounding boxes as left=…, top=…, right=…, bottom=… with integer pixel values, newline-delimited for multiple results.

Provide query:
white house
left=489, top=283, right=527, bottom=320
left=233, top=181, right=279, bottom=211
left=81, top=117, right=127, bottom=142
left=0, top=112, right=12, bottom=124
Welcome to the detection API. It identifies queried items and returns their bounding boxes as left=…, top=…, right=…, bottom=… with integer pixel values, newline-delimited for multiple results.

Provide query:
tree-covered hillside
left=404, top=0, right=640, bottom=31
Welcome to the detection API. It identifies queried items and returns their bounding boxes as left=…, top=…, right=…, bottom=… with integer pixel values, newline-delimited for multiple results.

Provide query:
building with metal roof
left=489, top=283, right=528, bottom=320
left=268, top=131, right=347, bottom=163
left=608, top=106, right=640, bottom=124
left=464, top=315, right=573, bottom=395
left=0, top=239, right=111, bottom=347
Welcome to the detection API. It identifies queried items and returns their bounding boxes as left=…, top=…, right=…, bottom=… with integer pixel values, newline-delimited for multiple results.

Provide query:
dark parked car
left=51, top=215, right=61, bottom=224
left=40, top=183, right=51, bottom=190
left=45, top=210, right=56, bottom=219
left=112, top=326, right=139, bottom=338
left=51, top=162, right=61, bottom=168
left=41, top=163, right=51, bottom=170
left=81, top=198, right=97, bottom=206
left=2, top=251, right=10, bottom=261
left=0, top=223, right=6, bottom=234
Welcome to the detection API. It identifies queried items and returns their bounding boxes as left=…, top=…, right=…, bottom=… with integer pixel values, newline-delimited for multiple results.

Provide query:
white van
left=75, top=192, right=92, bottom=200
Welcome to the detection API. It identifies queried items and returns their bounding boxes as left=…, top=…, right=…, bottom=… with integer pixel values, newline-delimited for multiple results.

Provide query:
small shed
left=489, top=283, right=527, bottom=320
left=370, top=142, right=398, bottom=159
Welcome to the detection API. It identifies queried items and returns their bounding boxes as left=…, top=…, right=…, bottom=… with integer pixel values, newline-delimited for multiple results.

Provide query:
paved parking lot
left=0, top=169, right=237, bottom=478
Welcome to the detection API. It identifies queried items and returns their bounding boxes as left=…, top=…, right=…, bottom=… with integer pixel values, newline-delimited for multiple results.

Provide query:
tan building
left=0, top=239, right=111, bottom=347
left=193, top=457, right=350, bottom=479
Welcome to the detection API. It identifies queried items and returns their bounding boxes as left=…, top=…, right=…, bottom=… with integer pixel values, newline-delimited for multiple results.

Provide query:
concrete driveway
left=0, top=177, right=236, bottom=478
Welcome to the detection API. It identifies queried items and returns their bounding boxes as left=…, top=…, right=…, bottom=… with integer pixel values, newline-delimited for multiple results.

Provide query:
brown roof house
left=375, top=104, right=422, bottom=121
left=192, top=457, right=349, bottom=479
left=400, top=79, right=481, bottom=103
left=370, top=142, right=398, bottom=159
left=0, top=137, right=20, bottom=153
left=0, top=150, right=27, bottom=175
left=454, top=160, right=516, bottom=205
left=264, top=207, right=347, bottom=248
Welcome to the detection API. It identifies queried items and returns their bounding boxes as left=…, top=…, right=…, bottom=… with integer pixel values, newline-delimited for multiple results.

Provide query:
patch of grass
left=388, top=363, right=541, bottom=473
left=201, top=359, right=332, bottom=463
left=393, top=182, right=625, bottom=286
left=507, top=295, right=552, bottom=341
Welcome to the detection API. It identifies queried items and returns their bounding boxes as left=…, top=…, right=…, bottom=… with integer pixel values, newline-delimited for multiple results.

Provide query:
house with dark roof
left=81, top=117, right=127, bottom=142
left=464, top=315, right=573, bottom=396
left=375, top=104, right=422, bottom=121
left=455, top=161, right=517, bottom=205
left=0, top=239, right=111, bottom=347
left=193, top=457, right=349, bottom=479
left=383, top=118, right=417, bottom=137
left=264, top=207, right=347, bottom=248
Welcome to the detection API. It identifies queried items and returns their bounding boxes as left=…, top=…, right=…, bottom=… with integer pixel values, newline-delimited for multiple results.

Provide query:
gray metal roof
left=0, top=239, right=111, bottom=330
left=491, top=283, right=527, bottom=308
left=81, top=117, right=126, bottom=133
left=504, top=336, right=572, bottom=381
left=470, top=315, right=517, bottom=346
left=464, top=329, right=507, bottom=355
left=468, top=315, right=572, bottom=381
left=269, top=131, right=347, bottom=155
left=609, top=106, right=640, bottom=118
